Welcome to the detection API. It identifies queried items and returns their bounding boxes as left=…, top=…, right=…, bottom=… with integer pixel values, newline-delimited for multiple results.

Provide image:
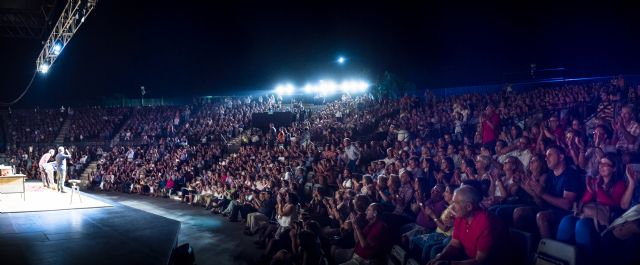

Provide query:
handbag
left=579, top=202, right=610, bottom=232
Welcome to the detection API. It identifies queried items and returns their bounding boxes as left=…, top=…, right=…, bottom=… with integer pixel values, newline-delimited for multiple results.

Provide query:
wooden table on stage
left=0, top=174, right=27, bottom=201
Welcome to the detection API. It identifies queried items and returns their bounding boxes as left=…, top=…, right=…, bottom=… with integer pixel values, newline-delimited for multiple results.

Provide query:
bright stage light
left=339, top=80, right=369, bottom=93
left=39, top=63, right=50, bottom=74
left=52, top=41, right=63, bottom=55
left=276, top=79, right=368, bottom=96
left=275, top=83, right=295, bottom=95
left=303, top=84, right=315, bottom=94
left=319, top=80, right=338, bottom=95
left=337, top=57, right=345, bottom=64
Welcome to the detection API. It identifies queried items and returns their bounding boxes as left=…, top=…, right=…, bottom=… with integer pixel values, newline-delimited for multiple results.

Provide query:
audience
left=3, top=78, right=640, bottom=265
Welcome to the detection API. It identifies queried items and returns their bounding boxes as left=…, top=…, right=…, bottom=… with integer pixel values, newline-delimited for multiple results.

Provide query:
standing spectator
left=343, top=138, right=361, bottom=173
left=479, top=105, right=500, bottom=150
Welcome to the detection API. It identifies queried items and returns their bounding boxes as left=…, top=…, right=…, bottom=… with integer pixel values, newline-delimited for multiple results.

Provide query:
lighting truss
left=36, top=0, right=97, bottom=73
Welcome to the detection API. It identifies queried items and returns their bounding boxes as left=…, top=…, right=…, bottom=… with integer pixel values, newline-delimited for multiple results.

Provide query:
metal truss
left=36, top=0, right=97, bottom=73
left=0, top=0, right=58, bottom=39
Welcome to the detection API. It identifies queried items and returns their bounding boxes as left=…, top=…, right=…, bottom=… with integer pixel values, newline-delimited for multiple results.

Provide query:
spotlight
left=52, top=41, right=63, bottom=55
left=337, top=57, right=345, bottom=64
left=357, top=81, right=369, bottom=92
left=319, top=80, right=337, bottom=95
left=303, top=84, right=315, bottom=94
left=39, top=63, right=50, bottom=74
left=275, top=84, right=295, bottom=96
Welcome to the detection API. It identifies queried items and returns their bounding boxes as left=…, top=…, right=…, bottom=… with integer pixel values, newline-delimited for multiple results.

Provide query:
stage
left=0, top=182, right=181, bottom=265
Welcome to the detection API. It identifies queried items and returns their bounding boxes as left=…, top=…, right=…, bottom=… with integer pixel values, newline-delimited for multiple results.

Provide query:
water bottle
left=12, top=165, right=16, bottom=175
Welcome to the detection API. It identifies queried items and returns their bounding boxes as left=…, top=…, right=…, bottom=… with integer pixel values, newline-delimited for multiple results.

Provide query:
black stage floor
left=0, top=193, right=180, bottom=265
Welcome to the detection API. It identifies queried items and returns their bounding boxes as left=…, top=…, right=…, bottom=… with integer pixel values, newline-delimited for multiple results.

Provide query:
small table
left=0, top=174, right=27, bottom=201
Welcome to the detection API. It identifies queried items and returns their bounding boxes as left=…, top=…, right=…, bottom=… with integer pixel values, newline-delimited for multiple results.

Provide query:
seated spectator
left=339, top=203, right=390, bottom=265
left=428, top=185, right=508, bottom=265
left=557, top=154, right=626, bottom=263
left=514, top=145, right=584, bottom=238
left=410, top=184, right=456, bottom=263
left=400, top=181, right=447, bottom=247
left=613, top=105, right=639, bottom=154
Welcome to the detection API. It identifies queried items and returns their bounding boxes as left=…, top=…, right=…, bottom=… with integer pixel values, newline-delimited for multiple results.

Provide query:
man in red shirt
left=480, top=105, right=500, bottom=150
left=428, top=186, right=507, bottom=265
left=340, top=203, right=390, bottom=265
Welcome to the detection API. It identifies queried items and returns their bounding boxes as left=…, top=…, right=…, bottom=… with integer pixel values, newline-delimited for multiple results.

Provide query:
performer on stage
left=38, top=149, right=55, bottom=188
left=55, top=146, right=72, bottom=193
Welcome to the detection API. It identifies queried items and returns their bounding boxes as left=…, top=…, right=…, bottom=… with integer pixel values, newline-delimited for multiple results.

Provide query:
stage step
left=54, top=117, right=72, bottom=145
left=79, top=160, right=99, bottom=188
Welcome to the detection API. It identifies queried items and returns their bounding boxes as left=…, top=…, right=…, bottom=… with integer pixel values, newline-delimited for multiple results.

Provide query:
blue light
left=337, top=57, right=345, bottom=64
left=39, top=63, right=50, bottom=74
left=52, top=41, right=63, bottom=55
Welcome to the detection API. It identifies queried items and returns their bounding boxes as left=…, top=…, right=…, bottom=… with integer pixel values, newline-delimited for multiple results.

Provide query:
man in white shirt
left=38, top=149, right=55, bottom=188
left=506, top=136, right=533, bottom=169
left=343, top=138, right=361, bottom=172
left=382, top=148, right=397, bottom=166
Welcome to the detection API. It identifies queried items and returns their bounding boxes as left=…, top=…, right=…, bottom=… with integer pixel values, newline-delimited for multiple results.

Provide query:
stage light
left=337, top=57, right=345, bottom=64
left=319, top=80, right=338, bottom=95
left=39, top=63, right=50, bottom=74
left=303, top=84, right=315, bottom=94
left=275, top=84, right=295, bottom=95
left=52, top=41, right=63, bottom=55
left=357, top=81, right=369, bottom=92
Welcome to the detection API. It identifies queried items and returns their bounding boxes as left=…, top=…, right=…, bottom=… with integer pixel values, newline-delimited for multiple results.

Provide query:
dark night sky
left=1, top=1, right=639, bottom=107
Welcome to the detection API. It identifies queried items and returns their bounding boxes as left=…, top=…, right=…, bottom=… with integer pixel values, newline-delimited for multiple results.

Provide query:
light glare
left=39, top=63, right=50, bottom=73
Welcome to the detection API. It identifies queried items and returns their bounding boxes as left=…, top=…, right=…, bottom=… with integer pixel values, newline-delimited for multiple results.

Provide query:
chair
left=405, top=258, right=420, bottom=265
left=533, top=238, right=577, bottom=265
left=387, top=245, right=407, bottom=265
left=509, top=228, right=535, bottom=265
left=69, top=179, right=83, bottom=204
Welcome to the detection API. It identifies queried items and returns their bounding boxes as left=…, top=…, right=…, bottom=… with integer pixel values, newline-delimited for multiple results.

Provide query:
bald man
left=38, top=149, right=55, bottom=188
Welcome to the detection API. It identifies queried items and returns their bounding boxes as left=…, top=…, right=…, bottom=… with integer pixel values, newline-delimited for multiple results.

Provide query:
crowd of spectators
left=66, top=107, right=131, bottom=142
left=6, top=108, right=66, bottom=146
left=3, top=79, right=640, bottom=265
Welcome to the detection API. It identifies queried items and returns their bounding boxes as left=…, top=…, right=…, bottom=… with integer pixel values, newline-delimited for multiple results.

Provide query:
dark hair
left=595, top=124, right=612, bottom=139
left=462, top=158, right=477, bottom=174
left=298, top=230, right=318, bottom=251
left=354, top=194, right=371, bottom=213
left=601, top=153, right=623, bottom=189
left=442, top=157, right=455, bottom=172
left=547, top=145, right=572, bottom=166
left=422, top=158, right=436, bottom=176
left=287, top=192, right=299, bottom=205
left=415, top=177, right=430, bottom=195
left=462, top=179, right=489, bottom=197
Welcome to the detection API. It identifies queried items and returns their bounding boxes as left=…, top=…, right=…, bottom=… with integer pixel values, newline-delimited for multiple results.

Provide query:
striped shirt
left=616, top=121, right=640, bottom=152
